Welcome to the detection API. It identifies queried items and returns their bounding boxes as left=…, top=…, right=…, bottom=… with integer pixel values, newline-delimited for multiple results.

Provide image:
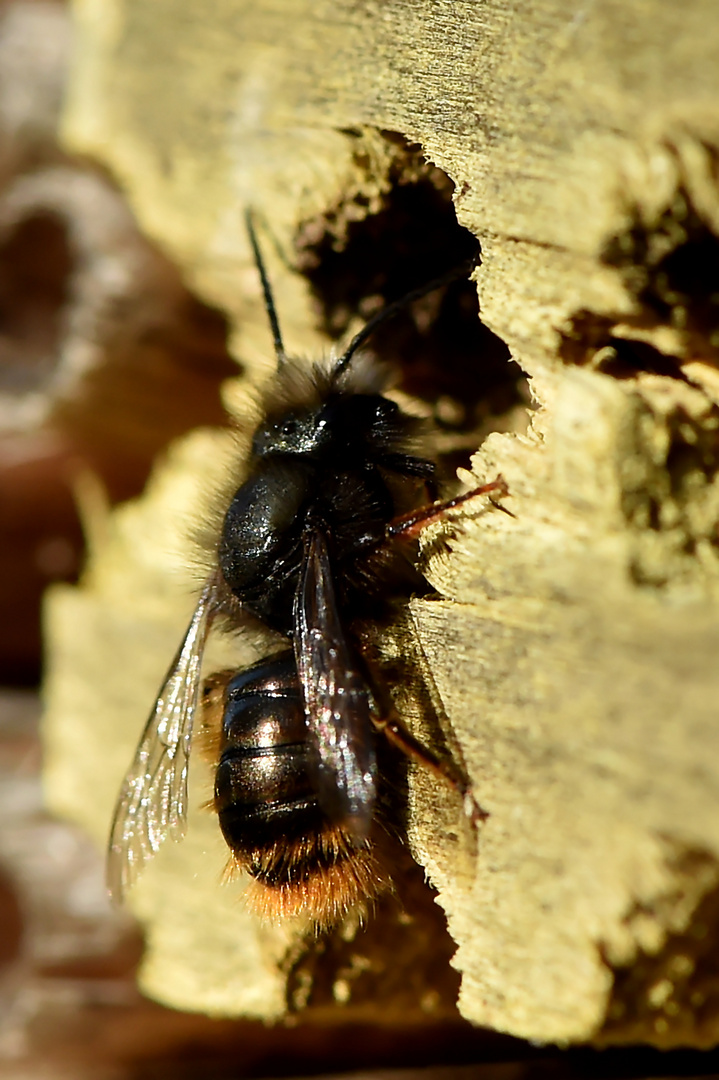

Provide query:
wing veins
left=107, top=584, right=215, bottom=900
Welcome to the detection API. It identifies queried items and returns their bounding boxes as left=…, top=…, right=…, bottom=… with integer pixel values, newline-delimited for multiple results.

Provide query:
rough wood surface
left=43, top=0, right=719, bottom=1046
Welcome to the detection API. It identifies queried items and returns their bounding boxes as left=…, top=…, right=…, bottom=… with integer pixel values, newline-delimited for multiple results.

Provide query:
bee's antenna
left=245, top=209, right=286, bottom=368
left=330, top=248, right=481, bottom=383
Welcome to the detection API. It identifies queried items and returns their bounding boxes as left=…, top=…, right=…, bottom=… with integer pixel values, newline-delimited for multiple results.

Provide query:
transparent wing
left=107, top=584, right=216, bottom=901
left=293, top=529, right=377, bottom=836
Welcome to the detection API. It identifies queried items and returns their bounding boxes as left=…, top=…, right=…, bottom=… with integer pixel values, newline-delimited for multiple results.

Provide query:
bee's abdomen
left=213, top=651, right=383, bottom=926
left=215, top=652, right=324, bottom=853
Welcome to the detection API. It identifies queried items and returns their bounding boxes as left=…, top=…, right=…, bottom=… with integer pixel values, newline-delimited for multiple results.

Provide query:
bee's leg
left=386, top=475, right=511, bottom=542
left=370, top=706, right=489, bottom=825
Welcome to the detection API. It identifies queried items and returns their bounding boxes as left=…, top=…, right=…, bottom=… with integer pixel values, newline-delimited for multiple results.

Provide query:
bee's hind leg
left=370, top=703, right=489, bottom=827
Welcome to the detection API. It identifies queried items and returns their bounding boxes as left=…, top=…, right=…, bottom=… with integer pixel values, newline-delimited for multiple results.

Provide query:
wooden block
left=44, top=0, right=719, bottom=1045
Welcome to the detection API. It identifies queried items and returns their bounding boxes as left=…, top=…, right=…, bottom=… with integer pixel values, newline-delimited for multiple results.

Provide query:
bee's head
left=252, top=391, right=402, bottom=461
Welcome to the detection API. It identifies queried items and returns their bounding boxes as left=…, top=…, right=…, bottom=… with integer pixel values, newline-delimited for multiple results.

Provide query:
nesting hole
left=294, top=142, right=522, bottom=475
left=0, top=191, right=237, bottom=685
left=0, top=211, right=72, bottom=394
left=603, top=189, right=719, bottom=352
left=563, top=183, right=719, bottom=375
left=559, top=321, right=690, bottom=380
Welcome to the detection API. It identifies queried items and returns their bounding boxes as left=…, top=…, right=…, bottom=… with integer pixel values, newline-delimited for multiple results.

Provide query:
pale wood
left=43, top=0, right=719, bottom=1045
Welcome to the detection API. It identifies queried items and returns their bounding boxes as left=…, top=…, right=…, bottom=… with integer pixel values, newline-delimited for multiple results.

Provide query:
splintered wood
left=42, top=0, right=719, bottom=1045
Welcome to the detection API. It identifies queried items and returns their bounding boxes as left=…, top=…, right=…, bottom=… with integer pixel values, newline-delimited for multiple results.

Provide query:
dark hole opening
left=602, top=191, right=719, bottom=352
left=560, top=323, right=689, bottom=380
left=294, top=149, right=522, bottom=475
left=0, top=211, right=72, bottom=393
left=0, top=199, right=237, bottom=687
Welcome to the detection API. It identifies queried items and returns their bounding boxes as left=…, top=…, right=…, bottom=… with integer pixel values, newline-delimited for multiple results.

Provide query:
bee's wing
left=293, top=529, right=377, bottom=836
left=107, top=584, right=216, bottom=901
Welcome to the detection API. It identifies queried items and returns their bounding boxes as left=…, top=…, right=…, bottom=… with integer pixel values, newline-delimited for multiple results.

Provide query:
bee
left=108, top=211, right=507, bottom=927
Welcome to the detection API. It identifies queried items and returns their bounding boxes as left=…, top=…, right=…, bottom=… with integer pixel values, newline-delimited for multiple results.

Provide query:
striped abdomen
left=213, top=651, right=382, bottom=925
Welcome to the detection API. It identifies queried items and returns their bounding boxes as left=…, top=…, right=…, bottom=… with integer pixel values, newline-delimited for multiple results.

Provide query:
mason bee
left=107, top=212, right=507, bottom=927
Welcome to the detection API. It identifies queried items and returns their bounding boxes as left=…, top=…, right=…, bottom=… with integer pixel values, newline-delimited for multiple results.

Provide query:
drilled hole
left=0, top=211, right=72, bottom=394
left=294, top=141, right=522, bottom=476
left=603, top=191, right=719, bottom=348
left=0, top=191, right=238, bottom=686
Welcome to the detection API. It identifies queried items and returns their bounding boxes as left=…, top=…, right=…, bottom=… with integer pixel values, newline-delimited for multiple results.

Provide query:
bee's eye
left=376, top=399, right=397, bottom=419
